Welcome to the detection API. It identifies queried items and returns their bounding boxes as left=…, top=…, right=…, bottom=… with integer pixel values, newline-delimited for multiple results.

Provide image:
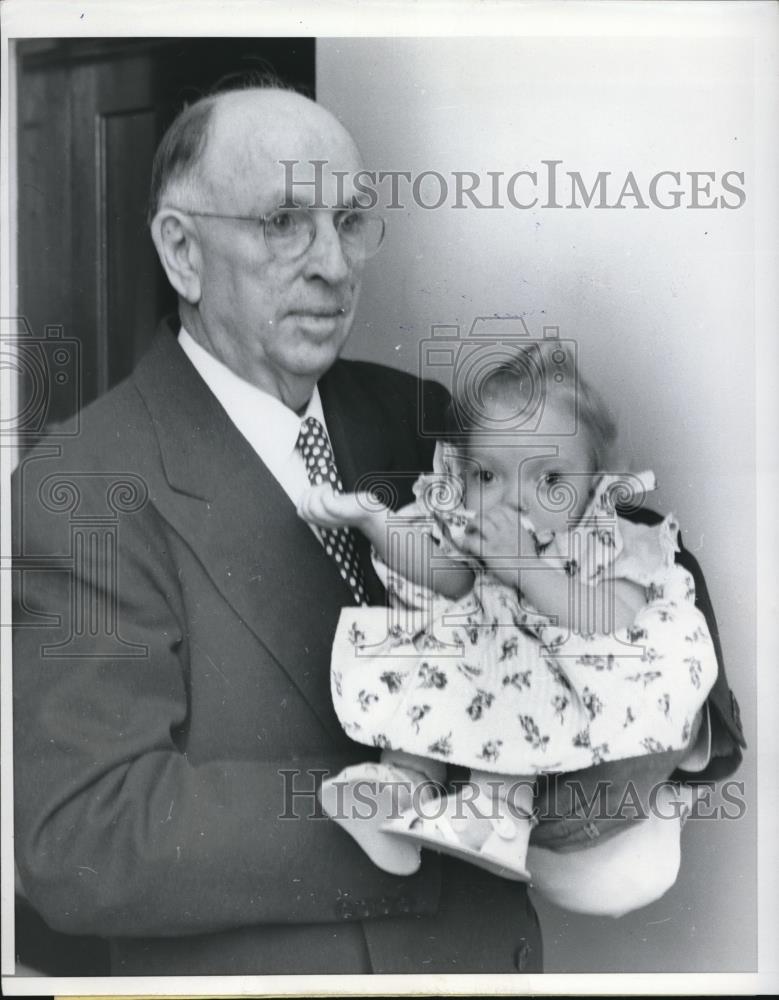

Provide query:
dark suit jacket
left=12, top=323, right=746, bottom=975
left=12, top=325, right=543, bottom=975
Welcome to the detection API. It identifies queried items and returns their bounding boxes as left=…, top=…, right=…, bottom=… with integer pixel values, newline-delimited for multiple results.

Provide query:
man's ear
left=150, top=210, right=203, bottom=304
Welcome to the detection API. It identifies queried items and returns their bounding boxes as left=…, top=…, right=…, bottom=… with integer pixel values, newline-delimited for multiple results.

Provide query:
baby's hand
left=458, top=504, right=536, bottom=586
left=297, top=483, right=377, bottom=530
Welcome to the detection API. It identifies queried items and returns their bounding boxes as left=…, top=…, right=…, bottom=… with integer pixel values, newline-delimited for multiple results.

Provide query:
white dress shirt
left=178, top=327, right=332, bottom=523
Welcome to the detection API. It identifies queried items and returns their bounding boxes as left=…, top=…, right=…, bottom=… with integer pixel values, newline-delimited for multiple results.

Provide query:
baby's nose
left=510, top=475, right=526, bottom=509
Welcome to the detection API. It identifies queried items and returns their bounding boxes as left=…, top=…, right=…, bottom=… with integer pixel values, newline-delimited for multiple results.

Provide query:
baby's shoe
left=526, top=782, right=696, bottom=916
left=381, top=781, right=536, bottom=882
left=319, top=761, right=437, bottom=875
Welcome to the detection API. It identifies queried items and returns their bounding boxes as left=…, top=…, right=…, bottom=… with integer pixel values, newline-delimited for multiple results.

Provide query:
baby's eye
left=543, top=471, right=562, bottom=486
left=475, top=469, right=495, bottom=484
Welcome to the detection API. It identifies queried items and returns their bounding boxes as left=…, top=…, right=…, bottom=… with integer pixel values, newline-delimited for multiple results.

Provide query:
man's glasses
left=167, top=206, right=386, bottom=263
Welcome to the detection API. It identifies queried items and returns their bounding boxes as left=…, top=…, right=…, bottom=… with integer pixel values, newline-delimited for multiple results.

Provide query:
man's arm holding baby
left=297, top=484, right=475, bottom=600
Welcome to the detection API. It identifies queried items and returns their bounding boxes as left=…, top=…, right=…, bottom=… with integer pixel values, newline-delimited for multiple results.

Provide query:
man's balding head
left=148, top=86, right=371, bottom=410
left=149, top=87, right=361, bottom=220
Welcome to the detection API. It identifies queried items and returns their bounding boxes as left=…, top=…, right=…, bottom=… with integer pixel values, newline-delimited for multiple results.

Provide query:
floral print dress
left=329, top=453, right=718, bottom=776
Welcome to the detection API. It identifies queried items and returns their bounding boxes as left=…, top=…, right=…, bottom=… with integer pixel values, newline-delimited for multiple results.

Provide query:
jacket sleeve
left=12, top=457, right=440, bottom=938
left=603, top=506, right=746, bottom=781
left=670, top=533, right=746, bottom=782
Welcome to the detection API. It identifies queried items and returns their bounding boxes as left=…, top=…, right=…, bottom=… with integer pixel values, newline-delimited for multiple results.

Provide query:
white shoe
left=319, top=762, right=431, bottom=875
left=381, top=791, right=535, bottom=882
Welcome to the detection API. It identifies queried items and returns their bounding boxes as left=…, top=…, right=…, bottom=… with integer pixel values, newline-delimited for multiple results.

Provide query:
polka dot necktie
left=297, top=416, right=368, bottom=606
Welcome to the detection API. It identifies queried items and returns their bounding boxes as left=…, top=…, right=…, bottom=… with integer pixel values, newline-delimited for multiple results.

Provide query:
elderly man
left=13, top=87, right=745, bottom=977
left=12, top=87, right=543, bottom=976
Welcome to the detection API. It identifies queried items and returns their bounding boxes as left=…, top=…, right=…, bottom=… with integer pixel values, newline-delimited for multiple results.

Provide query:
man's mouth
left=287, top=307, right=349, bottom=336
left=289, top=306, right=348, bottom=319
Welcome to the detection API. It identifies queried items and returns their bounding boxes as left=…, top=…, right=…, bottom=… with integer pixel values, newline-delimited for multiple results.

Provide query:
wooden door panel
left=100, top=106, right=162, bottom=387
left=16, top=38, right=316, bottom=432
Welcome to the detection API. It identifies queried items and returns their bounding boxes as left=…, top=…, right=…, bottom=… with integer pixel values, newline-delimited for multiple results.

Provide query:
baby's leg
left=318, top=751, right=443, bottom=876
left=532, top=745, right=691, bottom=852
left=381, top=748, right=446, bottom=784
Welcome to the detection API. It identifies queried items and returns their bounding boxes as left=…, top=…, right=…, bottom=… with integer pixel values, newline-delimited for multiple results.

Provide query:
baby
left=299, top=343, right=716, bottom=905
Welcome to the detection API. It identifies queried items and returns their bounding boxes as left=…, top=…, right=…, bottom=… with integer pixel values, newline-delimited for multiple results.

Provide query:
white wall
left=319, top=35, right=756, bottom=973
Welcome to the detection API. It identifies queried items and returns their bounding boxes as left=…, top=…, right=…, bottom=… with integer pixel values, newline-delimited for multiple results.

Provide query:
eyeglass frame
left=161, top=204, right=386, bottom=263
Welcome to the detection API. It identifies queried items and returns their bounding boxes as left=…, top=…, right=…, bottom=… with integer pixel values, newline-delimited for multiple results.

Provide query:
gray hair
left=147, top=72, right=302, bottom=224
left=147, top=94, right=220, bottom=224
left=444, top=342, right=618, bottom=468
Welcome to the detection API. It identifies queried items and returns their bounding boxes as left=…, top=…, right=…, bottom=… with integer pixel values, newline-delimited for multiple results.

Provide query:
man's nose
left=303, top=217, right=351, bottom=283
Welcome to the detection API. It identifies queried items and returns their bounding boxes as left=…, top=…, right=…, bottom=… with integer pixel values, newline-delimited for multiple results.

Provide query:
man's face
left=184, top=94, right=368, bottom=400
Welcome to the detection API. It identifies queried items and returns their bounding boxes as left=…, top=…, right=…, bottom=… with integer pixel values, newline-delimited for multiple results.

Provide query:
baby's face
left=462, top=432, right=597, bottom=540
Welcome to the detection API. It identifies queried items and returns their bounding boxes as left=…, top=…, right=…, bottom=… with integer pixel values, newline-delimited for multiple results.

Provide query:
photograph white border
left=1, top=0, right=776, bottom=995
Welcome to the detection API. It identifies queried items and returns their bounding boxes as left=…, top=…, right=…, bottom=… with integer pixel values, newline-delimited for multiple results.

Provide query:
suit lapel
left=319, top=362, right=395, bottom=605
left=133, top=326, right=380, bottom=741
left=319, top=362, right=393, bottom=495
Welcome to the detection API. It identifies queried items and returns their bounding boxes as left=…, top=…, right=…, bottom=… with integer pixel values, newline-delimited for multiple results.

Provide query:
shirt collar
left=177, top=326, right=326, bottom=466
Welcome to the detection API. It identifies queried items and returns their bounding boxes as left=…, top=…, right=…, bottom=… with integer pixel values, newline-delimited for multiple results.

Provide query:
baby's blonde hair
left=443, top=342, right=617, bottom=470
